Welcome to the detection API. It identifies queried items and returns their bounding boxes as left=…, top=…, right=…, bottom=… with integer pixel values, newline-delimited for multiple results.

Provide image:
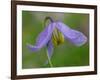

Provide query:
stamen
left=52, top=28, right=64, bottom=46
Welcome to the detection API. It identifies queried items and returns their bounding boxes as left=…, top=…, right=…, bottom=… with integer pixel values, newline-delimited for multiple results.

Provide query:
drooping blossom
left=27, top=17, right=87, bottom=64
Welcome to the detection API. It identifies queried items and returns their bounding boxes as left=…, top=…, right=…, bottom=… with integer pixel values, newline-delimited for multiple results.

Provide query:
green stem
left=46, top=50, right=53, bottom=67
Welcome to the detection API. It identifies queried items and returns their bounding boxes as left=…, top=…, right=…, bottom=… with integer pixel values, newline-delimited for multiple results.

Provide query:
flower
left=27, top=17, right=87, bottom=65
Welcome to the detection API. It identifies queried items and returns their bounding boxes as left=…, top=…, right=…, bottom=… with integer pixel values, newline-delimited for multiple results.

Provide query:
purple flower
left=27, top=17, right=87, bottom=65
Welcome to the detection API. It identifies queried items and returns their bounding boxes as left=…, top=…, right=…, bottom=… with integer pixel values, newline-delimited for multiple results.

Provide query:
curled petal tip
left=27, top=43, right=40, bottom=52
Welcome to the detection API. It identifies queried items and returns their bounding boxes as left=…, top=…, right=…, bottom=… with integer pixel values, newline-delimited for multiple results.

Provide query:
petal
left=56, top=21, right=87, bottom=46
left=47, top=40, right=53, bottom=58
left=45, top=40, right=54, bottom=64
left=27, top=22, right=56, bottom=52
left=27, top=43, right=40, bottom=52
left=66, top=29, right=87, bottom=46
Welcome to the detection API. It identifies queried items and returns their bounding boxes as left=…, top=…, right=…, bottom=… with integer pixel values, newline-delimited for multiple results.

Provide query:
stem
left=46, top=50, right=53, bottom=67
left=44, top=16, right=54, bottom=28
left=45, top=16, right=54, bottom=23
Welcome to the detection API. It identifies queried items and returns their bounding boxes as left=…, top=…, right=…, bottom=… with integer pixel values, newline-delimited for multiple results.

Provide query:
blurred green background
left=22, top=11, right=89, bottom=69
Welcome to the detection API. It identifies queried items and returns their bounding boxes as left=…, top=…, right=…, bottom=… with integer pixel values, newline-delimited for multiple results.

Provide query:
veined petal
left=65, top=29, right=87, bottom=46
left=56, top=21, right=87, bottom=46
left=27, top=22, right=56, bottom=52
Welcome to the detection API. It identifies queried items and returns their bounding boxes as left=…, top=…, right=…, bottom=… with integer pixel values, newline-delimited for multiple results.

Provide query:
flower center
left=52, top=28, right=64, bottom=46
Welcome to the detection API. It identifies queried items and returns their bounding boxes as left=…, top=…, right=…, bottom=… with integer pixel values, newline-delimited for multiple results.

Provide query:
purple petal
left=45, top=40, right=53, bottom=64
left=27, top=43, right=40, bottom=52
left=56, top=21, right=87, bottom=46
left=27, top=22, right=56, bottom=52
left=47, top=40, right=53, bottom=58
left=65, top=29, right=87, bottom=46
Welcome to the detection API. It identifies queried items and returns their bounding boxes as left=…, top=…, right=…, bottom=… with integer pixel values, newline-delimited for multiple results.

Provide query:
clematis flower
left=27, top=17, right=87, bottom=65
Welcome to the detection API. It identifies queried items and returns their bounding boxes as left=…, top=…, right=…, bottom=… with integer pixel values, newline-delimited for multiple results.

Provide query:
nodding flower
left=27, top=17, right=87, bottom=65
